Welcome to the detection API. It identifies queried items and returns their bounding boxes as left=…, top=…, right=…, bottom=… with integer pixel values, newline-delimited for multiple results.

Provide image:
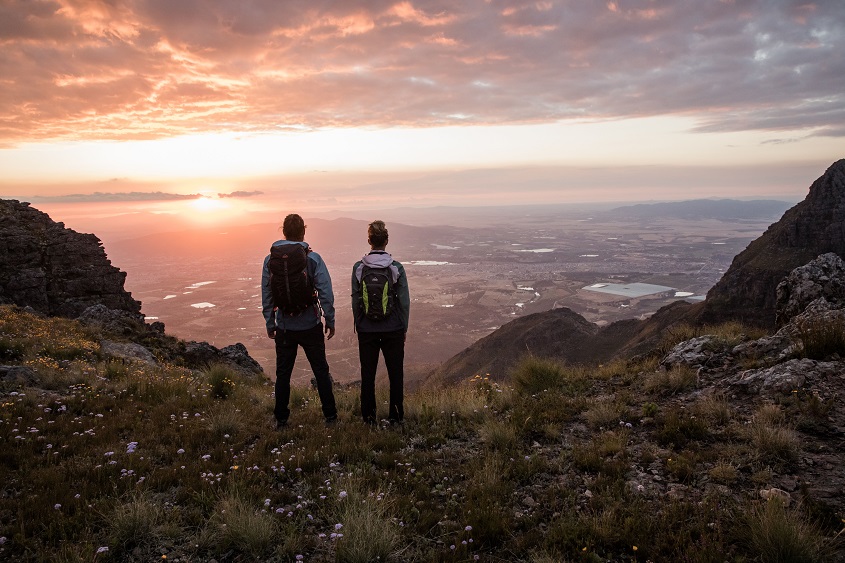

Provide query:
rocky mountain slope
left=1, top=251, right=843, bottom=561
left=0, top=199, right=142, bottom=318
left=0, top=198, right=262, bottom=375
left=699, top=159, right=845, bottom=328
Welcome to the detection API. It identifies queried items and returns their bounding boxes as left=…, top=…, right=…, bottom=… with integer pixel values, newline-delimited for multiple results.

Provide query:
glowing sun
left=190, top=196, right=227, bottom=212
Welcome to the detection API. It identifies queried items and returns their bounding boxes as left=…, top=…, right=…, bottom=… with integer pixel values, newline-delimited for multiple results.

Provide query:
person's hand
left=267, top=328, right=276, bottom=339
left=325, top=325, right=335, bottom=340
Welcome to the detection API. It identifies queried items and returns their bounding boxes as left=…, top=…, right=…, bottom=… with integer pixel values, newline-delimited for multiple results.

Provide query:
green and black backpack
left=360, top=265, right=396, bottom=321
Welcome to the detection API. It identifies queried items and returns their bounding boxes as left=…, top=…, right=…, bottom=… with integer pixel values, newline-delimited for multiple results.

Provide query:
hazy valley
left=91, top=200, right=794, bottom=383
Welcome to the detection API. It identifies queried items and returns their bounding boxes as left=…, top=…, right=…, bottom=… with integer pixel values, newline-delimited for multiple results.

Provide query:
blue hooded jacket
left=262, top=240, right=335, bottom=332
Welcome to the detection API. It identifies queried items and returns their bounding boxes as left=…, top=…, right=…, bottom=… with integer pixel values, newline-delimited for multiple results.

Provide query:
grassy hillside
left=0, top=305, right=841, bottom=562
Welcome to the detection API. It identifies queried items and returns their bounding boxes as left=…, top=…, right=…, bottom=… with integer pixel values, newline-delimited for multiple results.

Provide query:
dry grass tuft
left=744, top=499, right=832, bottom=562
left=643, top=365, right=698, bottom=395
left=332, top=477, right=402, bottom=563
left=209, top=493, right=278, bottom=557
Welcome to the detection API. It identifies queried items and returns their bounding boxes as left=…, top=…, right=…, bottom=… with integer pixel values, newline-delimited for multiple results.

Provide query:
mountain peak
left=698, top=159, right=845, bottom=328
left=0, top=198, right=141, bottom=317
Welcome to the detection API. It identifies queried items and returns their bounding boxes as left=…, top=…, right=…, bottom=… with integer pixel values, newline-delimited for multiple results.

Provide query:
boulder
left=100, top=340, right=158, bottom=365
left=776, top=253, right=845, bottom=327
left=730, top=358, right=843, bottom=397
left=77, top=304, right=145, bottom=335
left=0, top=365, right=38, bottom=386
left=183, top=340, right=263, bottom=375
left=220, top=343, right=264, bottom=374
left=661, top=335, right=730, bottom=369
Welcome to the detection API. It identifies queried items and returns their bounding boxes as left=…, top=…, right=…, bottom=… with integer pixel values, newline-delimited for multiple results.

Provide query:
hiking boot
left=324, top=415, right=338, bottom=426
left=276, top=419, right=288, bottom=430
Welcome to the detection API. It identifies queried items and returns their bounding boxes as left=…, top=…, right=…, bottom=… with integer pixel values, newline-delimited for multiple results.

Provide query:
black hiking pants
left=274, top=323, right=337, bottom=423
left=358, top=329, right=405, bottom=424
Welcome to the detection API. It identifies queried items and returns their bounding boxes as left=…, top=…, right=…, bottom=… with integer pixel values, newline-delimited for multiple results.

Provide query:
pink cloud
left=0, top=0, right=842, bottom=144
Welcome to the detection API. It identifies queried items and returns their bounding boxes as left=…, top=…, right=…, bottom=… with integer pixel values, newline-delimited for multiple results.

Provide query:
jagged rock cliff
left=0, top=200, right=263, bottom=376
left=0, top=199, right=141, bottom=317
left=699, top=159, right=845, bottom=328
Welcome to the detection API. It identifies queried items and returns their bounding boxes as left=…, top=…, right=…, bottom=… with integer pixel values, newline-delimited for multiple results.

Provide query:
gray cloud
left=0, top=0, right=843, bottom=142
left=24, top=191, right=202, bottom=203
left=217, top=190, right=263, bottom=198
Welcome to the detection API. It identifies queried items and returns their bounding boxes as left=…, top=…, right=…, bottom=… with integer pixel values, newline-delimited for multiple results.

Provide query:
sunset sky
left=1, top=0, right=843, bottom=214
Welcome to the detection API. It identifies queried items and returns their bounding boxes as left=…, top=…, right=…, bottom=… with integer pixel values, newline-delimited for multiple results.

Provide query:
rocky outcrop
left=0, top=200, right=141, bottom=318
left=656, top=255, right=845, bottom=516
left=699, top=159, right=845, bottom=328
left=182, top=341, right=264, bottom=376
left=0, top=201, right=264, bottom=377
left=664, top=254, right=845, bottom=375
left=77, top=304, right=146, bottom=335
left=776, top=253, right=845, bottom=327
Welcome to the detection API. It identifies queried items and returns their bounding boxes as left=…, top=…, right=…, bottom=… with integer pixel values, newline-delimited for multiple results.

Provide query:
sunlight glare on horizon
left=2, top=116, right=834, bottom=188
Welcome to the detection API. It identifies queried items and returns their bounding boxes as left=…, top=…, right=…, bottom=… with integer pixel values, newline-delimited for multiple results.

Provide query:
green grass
left=0, top=305, right=841, bottom=561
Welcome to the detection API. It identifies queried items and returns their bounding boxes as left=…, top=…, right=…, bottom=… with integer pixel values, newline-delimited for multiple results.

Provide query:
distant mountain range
left=604, top=199, right=795, bottom=220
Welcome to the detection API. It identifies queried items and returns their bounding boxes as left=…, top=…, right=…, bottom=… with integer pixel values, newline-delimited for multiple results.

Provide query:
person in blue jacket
left=351, top=220, right=410, bottom=425
left=262, top=213, right=337, bottom=428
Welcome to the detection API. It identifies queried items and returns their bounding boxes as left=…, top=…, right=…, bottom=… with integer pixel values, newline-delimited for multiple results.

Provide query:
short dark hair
left=368, top=220, right=388, bottom=248
left=282, top=214, right=306, bottom=241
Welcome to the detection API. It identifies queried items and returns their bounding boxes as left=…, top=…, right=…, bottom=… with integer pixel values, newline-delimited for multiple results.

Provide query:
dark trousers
left=274, top=323, right=337, bottom=422
left=358, top=330, right=405, bottom=423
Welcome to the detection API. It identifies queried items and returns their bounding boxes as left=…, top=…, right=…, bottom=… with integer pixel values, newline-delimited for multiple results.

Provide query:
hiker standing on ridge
left=262, top=213, right=338, bottom=428
left=351, top=220, right=410, bottom=425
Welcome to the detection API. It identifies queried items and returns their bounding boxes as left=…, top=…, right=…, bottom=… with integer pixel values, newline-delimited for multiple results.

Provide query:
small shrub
left=751, top=468, right=774, bottom=485
left=0, top=337, right=25, bottom=361
left=642, top=402, right=659, bottom=418
left=666, top=451, right=698, bottom=483
left=102, top=360, right=129, bottom=381
left=754, top=403, right=785, bottom=426
left=572, top=431, right=628, bottom=478
left=592, top=359, right=637, bottom=380
left=656, top=408, right=709, bottom=447
left=511, top=356, right=588, bottom=395
left=709, top=461, right=739, bottom=484
left=206, top=364, right=237, bottom=399
left=207, top=406, right=244, bottom=438
left=406, top=384, right=487, bottom=424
